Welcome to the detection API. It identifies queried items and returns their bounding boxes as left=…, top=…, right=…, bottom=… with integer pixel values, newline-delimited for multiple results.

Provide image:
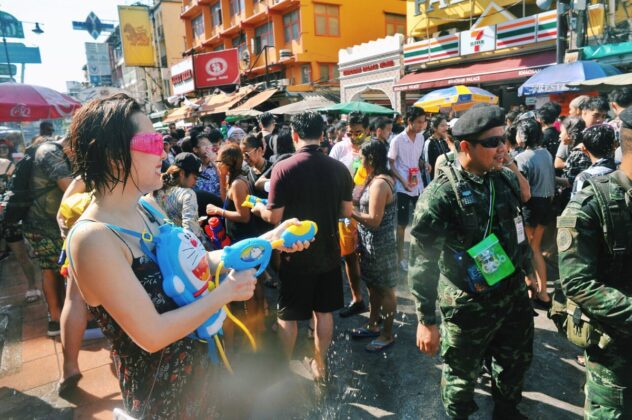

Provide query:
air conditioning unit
left=279, top=49, right=292, bottom=59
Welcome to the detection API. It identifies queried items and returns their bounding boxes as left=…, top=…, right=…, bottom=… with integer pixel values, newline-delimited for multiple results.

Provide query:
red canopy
left=0, top=83, right=82, bottom=122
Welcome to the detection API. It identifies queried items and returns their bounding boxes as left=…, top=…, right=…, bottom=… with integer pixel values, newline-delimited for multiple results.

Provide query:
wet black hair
left=69, top=93, right=143, bottom=194
left=430, top=113, right=448, bottom=130
left=583, top=96, right=610, bottom=113
left=582, top=124, right=615, bottom=158
left=516, top=118, right=543, bottom=149
left=208, top=128, right=223, bottom=143
left=537, top=104, right=559, bottom=125
left=290, top=112, right=325, bottom=141
left=562, top=116, right=586, bottom=148
left=242, top=132, right=264, bottom=150
left=258, top=112, right=275, bottom=128
left=405, top=106, right=426, bottom=125
left=361, top=141, right=389, bottom=177
left=373, top=117, right=393, bottom=131
left=348, top=112, right=369, bottom=129
left=505, top=125, right=517, bottom=146
left=608, top=87, right=632, bottom=108
left=272, top=127, right=295, bottom=155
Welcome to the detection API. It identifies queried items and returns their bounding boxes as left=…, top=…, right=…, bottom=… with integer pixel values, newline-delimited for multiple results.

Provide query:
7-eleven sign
left=460, top=25, right=496, bottom=55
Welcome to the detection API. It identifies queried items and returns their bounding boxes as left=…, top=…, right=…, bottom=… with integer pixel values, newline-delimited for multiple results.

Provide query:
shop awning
left=198, top=85, right=256, bottom=116
left=226, top=88, right=278, bottom=115
left=567, top=72, right=632, bottom=88
left=163, top=106, right=196, bottom=123
left=394, top=51, right=557, bottom=92
left=268, top=96, right=335, bottom=115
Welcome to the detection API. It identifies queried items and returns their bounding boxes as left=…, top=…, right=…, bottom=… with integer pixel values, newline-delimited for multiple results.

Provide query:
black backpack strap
left=440, top=163, right=478, bottom=247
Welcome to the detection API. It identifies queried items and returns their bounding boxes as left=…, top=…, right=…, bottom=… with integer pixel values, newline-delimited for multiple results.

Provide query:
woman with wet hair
left=66, top=94, right=308, bottom=418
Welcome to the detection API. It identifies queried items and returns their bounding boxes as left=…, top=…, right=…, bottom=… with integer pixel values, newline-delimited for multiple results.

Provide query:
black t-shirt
left=263, top=133, right=276, bottom=161
left=268, top=144, right=352, bottom=274
left=542, top=127, right=560, bottom=160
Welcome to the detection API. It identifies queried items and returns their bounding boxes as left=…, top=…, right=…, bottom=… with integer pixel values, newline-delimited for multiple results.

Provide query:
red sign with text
left=193, top=49, right=240, bottom=89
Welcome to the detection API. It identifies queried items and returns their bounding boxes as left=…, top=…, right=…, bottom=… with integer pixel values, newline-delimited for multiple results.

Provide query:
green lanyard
left=484, top=178, right=496, bottom=238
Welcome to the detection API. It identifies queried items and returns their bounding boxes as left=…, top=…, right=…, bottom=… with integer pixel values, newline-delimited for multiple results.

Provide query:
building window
left=385, top=13, right=406, bottom=36
left=314, top=3, right=339, bottom=37
left=318, top=63, right=338, bottom=81
left=191, top=14, right=205, bottom=44
left=229, top=0, right=245, bottom=16
left=254, top=22, right=273, bottom=54
left=283, top=9, right=300, bottom=44
left=300, top=64, right=311, bottom=84
left=232, top=34, right=247, bottom=58
left=211, top=2, right=222, bottom=27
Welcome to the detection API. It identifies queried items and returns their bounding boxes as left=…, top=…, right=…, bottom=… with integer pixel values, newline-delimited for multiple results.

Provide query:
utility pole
left=556, top=0, right=571, bottom=64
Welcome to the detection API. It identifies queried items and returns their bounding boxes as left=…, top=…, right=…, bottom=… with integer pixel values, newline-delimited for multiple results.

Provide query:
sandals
left=350, top=327, right=380, bottom=339
left=365, top=338, right=395, bottom=353
left=24, top=289, right=41, bottom=304
left=57, top=373, right=83, bottom=396
left=302, top=357, right=326, bottom=386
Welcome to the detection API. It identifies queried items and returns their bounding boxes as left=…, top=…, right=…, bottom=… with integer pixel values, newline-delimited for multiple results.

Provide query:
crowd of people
left=0, top=86, right=630, bottom=419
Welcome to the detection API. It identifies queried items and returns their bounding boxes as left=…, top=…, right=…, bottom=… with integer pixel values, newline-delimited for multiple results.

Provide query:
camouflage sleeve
left=558, top=192, right=632, bottom=339
left=408, top=178, right=453, bottom=325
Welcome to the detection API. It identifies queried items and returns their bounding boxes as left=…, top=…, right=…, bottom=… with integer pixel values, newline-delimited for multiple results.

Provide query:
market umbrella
left=0, top=83, right=82, bottom=122
left=518, top=60, right=621, bottom=96
left=319, top=101, right=394, bottom=115
left=414, top=85, right=498, bottom=113
left=269, top=96, right=335, bottom=115
left=566, top=72, right=632, bottom=88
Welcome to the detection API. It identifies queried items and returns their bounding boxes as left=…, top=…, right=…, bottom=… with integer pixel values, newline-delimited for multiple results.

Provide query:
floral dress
left=88, top=232, right=215, bottom=419
left=357, top=176, right=399, bottom=289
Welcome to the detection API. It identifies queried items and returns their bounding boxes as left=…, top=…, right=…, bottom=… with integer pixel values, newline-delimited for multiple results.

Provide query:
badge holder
left=465, top=179, right=515, bottom=287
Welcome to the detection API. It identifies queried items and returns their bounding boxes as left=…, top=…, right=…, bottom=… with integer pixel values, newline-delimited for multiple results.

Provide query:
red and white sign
left=193, top=49, right=240, bottom=89
left=171, top=57, right=194, bottom=96
left=341, top=60, right=396, bottom=77
left=460, top=25, right=496, bottom=56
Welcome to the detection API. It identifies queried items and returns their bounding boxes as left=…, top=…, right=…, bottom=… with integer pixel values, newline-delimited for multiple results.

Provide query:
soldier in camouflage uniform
left=557, top=107, right=632, bottom=419
left=408, top=106, right=534, bottom=419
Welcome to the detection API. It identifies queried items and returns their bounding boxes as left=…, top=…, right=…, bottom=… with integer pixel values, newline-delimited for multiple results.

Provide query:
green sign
left=0, top=64, right=16, bottom=76
left=0, top=11, right=24, bottom=39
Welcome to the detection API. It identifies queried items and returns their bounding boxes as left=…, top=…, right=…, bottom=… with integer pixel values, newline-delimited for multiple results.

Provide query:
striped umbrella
left=414, top=85, right=498, bottom=113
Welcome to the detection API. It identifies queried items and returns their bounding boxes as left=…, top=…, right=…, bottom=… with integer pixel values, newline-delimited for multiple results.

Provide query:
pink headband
left=130, top=132, right=163, bottom=156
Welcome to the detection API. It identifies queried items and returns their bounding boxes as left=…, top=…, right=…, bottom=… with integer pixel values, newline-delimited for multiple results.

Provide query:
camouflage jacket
left=558, top=170, right=632, bottom=343
left=408, top=164, right=534, bottom=325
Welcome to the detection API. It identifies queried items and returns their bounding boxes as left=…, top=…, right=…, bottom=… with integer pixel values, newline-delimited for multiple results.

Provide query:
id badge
left=514, top=215, right=526, bottom=244
left=467, top=234, right=515, bottom=286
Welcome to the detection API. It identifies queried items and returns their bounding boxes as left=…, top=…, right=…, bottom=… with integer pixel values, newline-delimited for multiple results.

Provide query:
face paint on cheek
left=130, top=132, right=164, bottom=156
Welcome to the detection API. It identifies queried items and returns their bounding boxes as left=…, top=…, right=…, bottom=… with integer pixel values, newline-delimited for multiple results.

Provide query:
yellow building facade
left=152, top=0, right=188, bottom=96
left=180, top=0, right=405, bottom=91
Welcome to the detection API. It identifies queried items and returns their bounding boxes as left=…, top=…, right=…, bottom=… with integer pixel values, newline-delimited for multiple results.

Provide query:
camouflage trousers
left=438, top=276, right=534, bottom=418
left=584, top=344, right=631, bottom=419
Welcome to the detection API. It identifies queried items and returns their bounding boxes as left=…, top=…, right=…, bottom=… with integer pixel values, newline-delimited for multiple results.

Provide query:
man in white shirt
left=387, top=106, right=427, bottom=272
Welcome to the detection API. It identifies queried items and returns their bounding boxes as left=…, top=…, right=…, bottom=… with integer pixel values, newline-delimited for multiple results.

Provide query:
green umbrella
left=319, top=101, right=394, bottom=115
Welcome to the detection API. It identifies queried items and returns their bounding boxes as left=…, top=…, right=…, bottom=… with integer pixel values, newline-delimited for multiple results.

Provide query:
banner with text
left=118, top=6, right=156, bottom=67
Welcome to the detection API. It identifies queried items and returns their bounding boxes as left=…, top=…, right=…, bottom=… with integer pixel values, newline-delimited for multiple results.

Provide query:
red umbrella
left=0, top=83, right=82, bottom=122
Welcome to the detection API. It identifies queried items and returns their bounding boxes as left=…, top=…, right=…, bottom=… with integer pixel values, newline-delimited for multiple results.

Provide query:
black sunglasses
left=471, top=136, right=505, bottom=148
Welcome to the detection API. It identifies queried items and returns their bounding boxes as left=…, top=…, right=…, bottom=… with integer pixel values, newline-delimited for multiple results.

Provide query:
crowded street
left=0, top=0, right=630, bottom=419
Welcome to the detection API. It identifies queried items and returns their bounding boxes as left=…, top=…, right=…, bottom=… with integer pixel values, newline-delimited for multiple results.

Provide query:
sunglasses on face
left=471, top=136, right=505, bottom=148
left=130, top=132, right=164, bottom=156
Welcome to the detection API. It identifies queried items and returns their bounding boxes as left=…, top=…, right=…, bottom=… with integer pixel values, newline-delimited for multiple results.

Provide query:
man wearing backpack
left=258, top=112, right=277, bottom=161
left=557, top=107, right=632, bottom=419
left=409, top=106, right=534, bottom=419
left=21, top=138, right=73, bottom=336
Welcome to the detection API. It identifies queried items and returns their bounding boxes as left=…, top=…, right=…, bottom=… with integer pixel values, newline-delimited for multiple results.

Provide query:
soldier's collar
left=458, top=165, right=486, bottom=184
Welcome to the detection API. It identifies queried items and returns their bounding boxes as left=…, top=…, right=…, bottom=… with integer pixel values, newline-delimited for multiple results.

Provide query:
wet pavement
left=0, top=237, right=585, bottom=419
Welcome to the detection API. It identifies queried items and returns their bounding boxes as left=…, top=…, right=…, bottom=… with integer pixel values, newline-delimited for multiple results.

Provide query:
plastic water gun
left=213, top=220, right=318, bottom=367
left=241, top=195, right=268, bottom=209
left=205, top=217, right=231, bottom=250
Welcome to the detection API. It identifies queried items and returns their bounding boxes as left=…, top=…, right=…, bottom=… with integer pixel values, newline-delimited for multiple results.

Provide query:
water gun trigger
left=271, top=220, right=318, bottom=249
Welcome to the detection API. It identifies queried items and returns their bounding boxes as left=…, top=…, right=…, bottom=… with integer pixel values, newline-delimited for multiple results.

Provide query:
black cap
left=174, top=152, right=209, bottom=179
left=452, top=106, right=506, bottom=140
left=620, top=107, right=632, bottom=130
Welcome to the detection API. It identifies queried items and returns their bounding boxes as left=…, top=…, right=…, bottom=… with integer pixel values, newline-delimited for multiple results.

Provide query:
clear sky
left=1, top=0, right=151, bottom=92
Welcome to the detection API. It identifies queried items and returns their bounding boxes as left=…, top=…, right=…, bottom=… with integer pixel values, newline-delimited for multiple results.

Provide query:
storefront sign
left=341, top=60, right=396, bottom=76
left=536, top=11, right=557, bottom=42
left=171, top=57, right=194, bottom=96
left=496, top=15, right=537, bottom=49
left=460, top=25, right=496, bottom=56
left=193, top=49, right=240, bottom=89
left=118, top=6, right=156, bottom=67
left=404, top=34, right=459, bottom=66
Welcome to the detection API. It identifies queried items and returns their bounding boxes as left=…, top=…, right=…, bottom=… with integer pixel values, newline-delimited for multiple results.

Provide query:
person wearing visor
left=153, top=152, right=210, bottom=247
left=408, top=106, right=534, bottom=420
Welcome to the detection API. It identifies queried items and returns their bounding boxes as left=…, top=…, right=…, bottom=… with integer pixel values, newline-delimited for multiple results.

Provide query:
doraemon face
left=240, top=245, right=264, bottom=263
left=178, top=230, right=211, bottom=296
